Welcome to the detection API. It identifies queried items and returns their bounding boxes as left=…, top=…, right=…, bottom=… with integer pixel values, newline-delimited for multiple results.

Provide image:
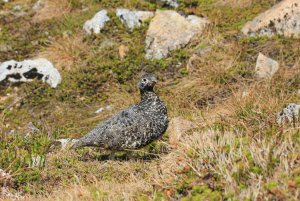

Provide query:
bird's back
left=72, top=93, right=168, bottom=150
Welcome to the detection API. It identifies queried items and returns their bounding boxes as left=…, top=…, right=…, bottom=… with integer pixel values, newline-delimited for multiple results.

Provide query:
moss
left=295, top=176, right=300, bottom=187
left=265, top=181, right=278, bottom=191
left=182, top=185, right=221, bottom=201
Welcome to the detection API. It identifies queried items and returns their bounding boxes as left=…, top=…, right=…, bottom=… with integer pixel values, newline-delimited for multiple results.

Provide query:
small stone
left=156, top=0, right=179, bottom=8
left=33, top=0, right=45, bottom=11
left=116, top=8, right=154, bottom=30
left=276, top=103, right=300, bottom=125
left=241, top=0, right=300, bottom=37
left=242, top=90, right=249, bottom=98
left=13, top=5, right=22, bottom=11
left=118, top=45, right=129, bottom=59
left=168, top=117, right=194, bottom=147
left=83, top=10, right=110, bottom=34
left=255, top=53, right=279, bottom=79
left=145, top=10, right=209, bottom=59
left=95, top=107, right=104, bottom=114
left=95, top=105, right=112, bottom=114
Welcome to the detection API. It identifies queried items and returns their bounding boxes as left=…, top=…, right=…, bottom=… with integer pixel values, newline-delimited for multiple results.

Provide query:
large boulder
left=83, top=10, right=110, bottom=34
left=255, top=53, right=279, bottom=79
left=0, top=58, right=61, bottom=88
left=145, top=10, right=209, bottom=59
left=241, top=0, right=300, bottom=37
left=116, top=8, right=154, bottom=30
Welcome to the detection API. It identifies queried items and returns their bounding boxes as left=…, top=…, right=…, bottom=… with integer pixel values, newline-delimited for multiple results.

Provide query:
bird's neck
left=140, top=90, right=158, bottom=102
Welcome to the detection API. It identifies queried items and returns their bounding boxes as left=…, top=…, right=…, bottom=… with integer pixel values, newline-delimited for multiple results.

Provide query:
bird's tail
left=49, top=138, right=81, bottom=151
left=70, top=138, right=87, bottom=149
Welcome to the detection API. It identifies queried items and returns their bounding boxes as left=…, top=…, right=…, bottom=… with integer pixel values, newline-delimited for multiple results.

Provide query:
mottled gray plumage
left=71, top=74, right=168, bottom=150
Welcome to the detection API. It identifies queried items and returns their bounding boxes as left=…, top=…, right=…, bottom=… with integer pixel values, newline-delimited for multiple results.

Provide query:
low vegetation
left=0, top=0, right=299, bottom=200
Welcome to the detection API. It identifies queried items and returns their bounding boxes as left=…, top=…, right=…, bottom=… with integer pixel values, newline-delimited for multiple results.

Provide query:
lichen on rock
left=0, top=58, right=62, bottom=88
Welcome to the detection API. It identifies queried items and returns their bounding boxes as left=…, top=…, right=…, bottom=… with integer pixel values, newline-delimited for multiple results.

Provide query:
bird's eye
left=143, top=78, right=147, bottom=82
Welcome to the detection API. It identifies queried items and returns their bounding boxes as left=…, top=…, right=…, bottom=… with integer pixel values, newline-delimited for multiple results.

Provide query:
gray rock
left=156, top=0, right=179, bottom=8
left=32, top=0, right=44, bottom=11
left=0, top=58, right=62, bottom=88
left=83, top=10, right=110, bottom=34
left=116, top=8, right=154, bottom=30
left=95, top=105, right=112, bottom=114
left=13, top=5, right=22, bottom=11
left=255, top=53, right=279, bottom=79
left=145, top=10, right=209, bottom=59
left=277, top=103, right=300, bottom=125
left=241, top=0, right=300, bottom=37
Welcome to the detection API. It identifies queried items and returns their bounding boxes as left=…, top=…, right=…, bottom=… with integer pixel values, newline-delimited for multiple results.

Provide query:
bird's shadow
left=77, top=148, right=168, bottom=162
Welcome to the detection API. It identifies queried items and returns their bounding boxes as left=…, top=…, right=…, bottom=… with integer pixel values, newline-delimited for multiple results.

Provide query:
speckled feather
left=71, top=74, right=168, bottom=150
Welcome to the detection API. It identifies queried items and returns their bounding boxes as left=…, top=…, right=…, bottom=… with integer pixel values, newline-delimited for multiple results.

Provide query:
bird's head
left=138, top=73, right=157, bottom=92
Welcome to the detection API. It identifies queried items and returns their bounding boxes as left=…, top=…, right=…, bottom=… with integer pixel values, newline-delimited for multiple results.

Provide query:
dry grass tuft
left=32, top=0, right=72, bottom=23
left=38, top=34, right=89, bottom=71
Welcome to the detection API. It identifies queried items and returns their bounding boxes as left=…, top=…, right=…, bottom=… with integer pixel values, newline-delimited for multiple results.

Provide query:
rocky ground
left=0, top=0, right=300, bottom=200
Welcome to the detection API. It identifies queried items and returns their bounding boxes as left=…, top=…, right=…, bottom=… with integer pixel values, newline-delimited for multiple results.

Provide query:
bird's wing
left=86, top=105, right=147, bottom=147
